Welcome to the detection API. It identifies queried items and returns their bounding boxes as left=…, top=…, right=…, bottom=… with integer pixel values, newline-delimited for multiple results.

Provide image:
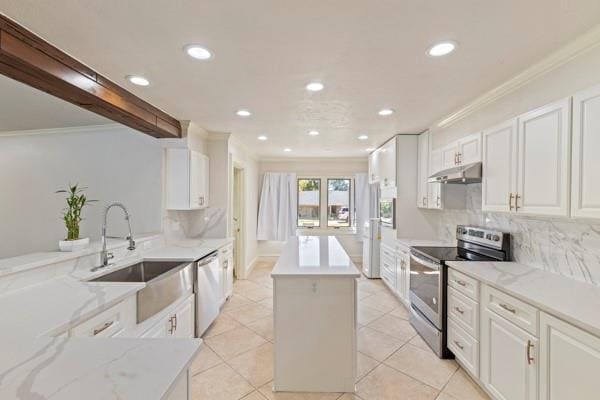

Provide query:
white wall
left=0, top=125, right=162, bottom=259
left=257, top=158, right=368, bottom=259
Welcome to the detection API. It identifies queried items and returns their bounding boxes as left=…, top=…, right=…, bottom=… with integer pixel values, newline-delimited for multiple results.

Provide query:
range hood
left=428, top=161, right=482, bottom=184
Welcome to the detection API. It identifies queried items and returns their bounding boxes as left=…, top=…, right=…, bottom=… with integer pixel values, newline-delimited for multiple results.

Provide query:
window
left=327, top=178, right=351, bottom=227
left=297, top=178, right=321, bottom=227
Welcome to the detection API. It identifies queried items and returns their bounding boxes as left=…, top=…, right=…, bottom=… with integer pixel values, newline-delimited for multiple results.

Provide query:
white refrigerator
left=362, top=218, right=381, bottom=278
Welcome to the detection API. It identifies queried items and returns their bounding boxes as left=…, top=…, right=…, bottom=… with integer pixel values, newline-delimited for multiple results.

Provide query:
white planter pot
left=59, top=237, right=90, bottom=252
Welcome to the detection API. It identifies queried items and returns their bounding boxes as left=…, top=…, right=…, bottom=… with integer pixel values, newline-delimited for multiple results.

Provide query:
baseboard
left=243, top=256, right=259, bottom=279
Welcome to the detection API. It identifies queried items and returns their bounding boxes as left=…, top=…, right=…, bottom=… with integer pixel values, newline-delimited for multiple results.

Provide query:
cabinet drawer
left=70, top=296, right=136, bottom=337
left=381, top=266, right=396, bottom=289
left=448, top=268, right=479, bottom=301
left=448, top=286, right=479, bottom=339
left=447, top=318, right=479, bottom=378
left=219, top=243, right=234, bottom=259
left=482, top=285, right=539, bottom=336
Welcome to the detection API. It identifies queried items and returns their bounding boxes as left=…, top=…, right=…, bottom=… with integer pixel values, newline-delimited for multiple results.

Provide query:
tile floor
left=190, top=260, right=490, bottom=400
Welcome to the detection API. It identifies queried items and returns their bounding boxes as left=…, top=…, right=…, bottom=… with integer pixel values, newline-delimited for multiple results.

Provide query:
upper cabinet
left=166, top=148, right=210, bottom=210
left=517, top=98, right=571, bottom=216
left=369, top=137, right=397, bottom=188
left=429, top=149, right=443, bottom=209
left=416, top=132, right=443, bottom=210
left=368, top=149, right=380, bottom=184
left=440, top=133, right=482, bottom=169
left=571, top=84, right=600, bottom=219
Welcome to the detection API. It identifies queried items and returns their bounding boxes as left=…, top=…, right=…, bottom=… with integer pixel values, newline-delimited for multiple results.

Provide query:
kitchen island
left=271, top=236, right=360, bottom=393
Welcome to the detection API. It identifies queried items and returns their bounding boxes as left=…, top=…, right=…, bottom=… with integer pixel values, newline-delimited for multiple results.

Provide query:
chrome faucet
left=98, top=203, right=136, bottom=269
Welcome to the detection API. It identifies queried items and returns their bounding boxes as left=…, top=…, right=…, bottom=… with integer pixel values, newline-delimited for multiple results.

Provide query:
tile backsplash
left=438, top=184, right=600, bottom=286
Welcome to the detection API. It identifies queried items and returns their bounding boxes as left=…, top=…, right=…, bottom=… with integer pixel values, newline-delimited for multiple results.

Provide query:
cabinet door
left=482, top=119, right=518, bottom=212
left=380, top=138, right=397, bottom=188
left=539, top=312, right=600, bottom=400
left=481, top=309, right=538, bottom=400
left=441, top=144, right=458, bottom=169
left=223, top=256, right=234, bottom=298
left=173, top=295, right=195, bottom=338
left=517, top=98, right=571, bottom=216
left=417, top=133, right=430, bottom=208
left=369, top=150, right=381, bottom=183
left=457, top=132, right=482, bottom=165
left=189, top=151, right=208, bottom=209
left=571, top=85, right=600, bottom=219
left=429, top=149, right=443, bottom=209
left=142, top=318, right=170, bottom=338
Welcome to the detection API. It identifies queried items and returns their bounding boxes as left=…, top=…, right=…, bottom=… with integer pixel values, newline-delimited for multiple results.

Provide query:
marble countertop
left=446, top=261, right=600, bottom=337
left=396, top=237, right=455, bottom=248
left=0, top=236, right=233, bottom=400
left=272, top=236, right=360, bottom=277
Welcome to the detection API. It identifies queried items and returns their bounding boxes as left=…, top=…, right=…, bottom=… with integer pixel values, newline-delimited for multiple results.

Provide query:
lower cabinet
left=380, top=242, right=410, bottom=306
left=219, top=243, right=234, bottom=299
left=539, top=312, right=600, bottom=400
left=480, top=308, right=538, bottom=400
left=164, top=369, right=190, bottom=400
left=395, top=248, right=410, bottom=303
left=142, top=294, right=195, bottom=339
left=70, top=295, right=136, bottom=338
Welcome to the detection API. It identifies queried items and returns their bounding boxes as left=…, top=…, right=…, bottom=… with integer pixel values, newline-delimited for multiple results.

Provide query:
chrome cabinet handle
left=509, top=193, right=515, bottom=211
left=173, top=314, right=178, bottom=331
left=437, top=196, right=441, bottom=208
left=456, top=279, right=467, bottom=287
left=93, top=320, right=114, bottom=336
left=457, top=152, right=462, bottom=164
left=168, top=316, right=175, bottom=334
left=454, top=307, right=465, bottom=314
left=527, top=340, right=535, bottom=364
left=515, top=194, right=521, bottom=211
left=499, top=303, right=517, bottom=313
left=454, top=340, right=464, bottom=350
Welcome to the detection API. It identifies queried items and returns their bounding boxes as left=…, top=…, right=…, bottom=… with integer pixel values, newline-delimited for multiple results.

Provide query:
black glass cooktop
left=411, top=246, right=497, bottom=263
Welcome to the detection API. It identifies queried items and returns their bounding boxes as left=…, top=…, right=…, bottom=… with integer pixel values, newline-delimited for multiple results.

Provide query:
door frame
left=232, top=163, right=246, bottom=280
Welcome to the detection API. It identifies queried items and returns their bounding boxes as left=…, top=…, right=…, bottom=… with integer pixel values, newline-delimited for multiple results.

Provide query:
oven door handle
left=410, top=252, right=440, bottom=271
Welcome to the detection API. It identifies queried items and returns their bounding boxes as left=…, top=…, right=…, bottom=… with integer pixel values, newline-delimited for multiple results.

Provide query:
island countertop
left=271, top=236, right=360, bottom=278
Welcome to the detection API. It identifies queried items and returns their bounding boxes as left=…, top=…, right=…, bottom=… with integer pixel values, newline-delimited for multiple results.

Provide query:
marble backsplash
left=163, top=207, right=228, bottom=241
left=438, top=184, right=600, bottom=286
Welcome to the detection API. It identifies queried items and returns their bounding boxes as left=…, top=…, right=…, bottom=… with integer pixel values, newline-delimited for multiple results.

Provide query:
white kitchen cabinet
left=441, top=143, right=459, bottom=170
left=395, top=246, right=410, bottom=304
left=166, top=148, right=209, bottom=210
left=380, top=243, right=396, bottom=290
left=516, top=98, right=571, bottom=216
left=164, top=369, right=190, bottom=400
left=219, top=243, right=234, bottom=299
left=482, top=119, right=518, bottom=212
left=481, top=308, right=538, bottom=400
left=379, top=137, right=397, bottom=188
left=539, top=312, right=600, bottom=400
left=368, top=149, right=381, bottom=184
left=571, top=84, right=600, bottom=219
left=141, top=294, right=195, bottom=339
left=417, top=132, right=430, bottom=208
left=428, top=148, right=443, bottom=209
left=457, top=132, right=483, bottom=165
left=70, top=296, right=136, bottom=338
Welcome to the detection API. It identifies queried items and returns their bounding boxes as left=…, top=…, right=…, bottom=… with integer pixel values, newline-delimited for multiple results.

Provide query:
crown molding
left=259, top=156, right=367, bottom=163
left=437, top=24, right=600, bottom=128
left=0, top=123, right=129, bottom=137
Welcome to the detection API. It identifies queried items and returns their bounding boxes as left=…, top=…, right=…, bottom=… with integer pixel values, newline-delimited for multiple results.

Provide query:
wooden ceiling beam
left=0, top=14, right=181, bottom=138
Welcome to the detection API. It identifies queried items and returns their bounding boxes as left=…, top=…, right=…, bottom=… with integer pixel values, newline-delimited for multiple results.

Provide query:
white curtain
left=257, top=172, right=297, bottom=241
left=355, top=173, right=369, bottom=241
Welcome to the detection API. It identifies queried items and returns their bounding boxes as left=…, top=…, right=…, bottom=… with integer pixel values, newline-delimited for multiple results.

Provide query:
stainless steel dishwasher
left=195, top=251, right=221, bottom=336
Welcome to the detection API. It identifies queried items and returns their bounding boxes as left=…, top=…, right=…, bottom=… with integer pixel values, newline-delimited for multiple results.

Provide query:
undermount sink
left=90, top=261, right=187, bottom=283
left=90, top=260, right=194, bottom=323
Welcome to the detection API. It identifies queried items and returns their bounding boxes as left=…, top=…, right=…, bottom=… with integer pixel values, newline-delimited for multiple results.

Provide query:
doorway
left=232, top=165, right=245, bottom=280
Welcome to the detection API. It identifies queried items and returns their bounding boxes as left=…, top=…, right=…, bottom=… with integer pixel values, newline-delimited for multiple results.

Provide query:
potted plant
left=56, top=184, right=96, bottom=252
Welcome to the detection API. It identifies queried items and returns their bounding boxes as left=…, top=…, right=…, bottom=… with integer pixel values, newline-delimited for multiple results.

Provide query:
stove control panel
left=456, top=225, right=508, bottom=250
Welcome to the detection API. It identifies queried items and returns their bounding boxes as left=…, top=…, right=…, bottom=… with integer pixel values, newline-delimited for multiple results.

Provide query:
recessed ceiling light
left=236, top=109, right=252, bottom=117
left=358, top=135, right=369, bottom=140
left=184, top=44, right=212, bottom=60
left=428, top=41, right=456, bottom=57
left=283, top=148, right=292, bottom=152
left=126, top=75, right=150, bottom=86
left=308, top=130, right=320, bottom=136
left=378, top=108, right=394, bottom=116
left=257, top=135, right=268, bottom=141
left=366, top=147, right=375, bottom=152
left=306, top=82, right=324, bottom=92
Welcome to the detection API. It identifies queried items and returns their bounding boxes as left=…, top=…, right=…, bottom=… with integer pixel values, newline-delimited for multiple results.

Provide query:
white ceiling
left=2, top=1, right=600, bottom=157
left=0, top=75, right=108, bottom=132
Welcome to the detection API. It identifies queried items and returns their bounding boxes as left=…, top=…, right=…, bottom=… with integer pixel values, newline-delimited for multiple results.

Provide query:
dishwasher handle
left=197, top=252, right=218, bottom=267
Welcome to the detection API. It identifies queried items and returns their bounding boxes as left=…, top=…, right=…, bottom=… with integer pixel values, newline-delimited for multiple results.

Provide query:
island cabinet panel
left=273, top=277, right=357, bottom=393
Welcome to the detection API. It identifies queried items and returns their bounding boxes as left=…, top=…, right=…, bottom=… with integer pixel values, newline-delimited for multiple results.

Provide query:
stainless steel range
left=409, top=225, right=510, bottom=358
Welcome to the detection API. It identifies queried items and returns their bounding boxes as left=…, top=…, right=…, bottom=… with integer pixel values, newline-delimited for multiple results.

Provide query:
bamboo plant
left=56, top=184, right=96, bottom=241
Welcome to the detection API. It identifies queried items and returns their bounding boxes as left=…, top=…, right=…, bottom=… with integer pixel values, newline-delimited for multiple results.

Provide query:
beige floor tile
left=368, top=313, right=417, bottom=342
left=228, top=343, right=274, bottom=387
left=357, top=327, right=406, bottom=361
left=190, top=344, right=223, bottom=376
left=408, top=333, right=434, bottom=353
left=336, top=394, right=365, bottom=400
left=258, top=297, right=274, bottom=310
left=242, top=286, right=274, bottom=302
left=360, top=293, right=403, bottom=313
left=226, top=302, right=273, bottom=326
left=384, top=344, right=458, bottom=389
left=357, top=305, right=386, bottom=325
left=205, top=326, right=267, bottom=360
left=441, top=369, right=490, bottom=400
left=204, top=313, right=243, bottom=338
left=241, top=391, right=269, bottom=400
left=222, top=294, right=254, bottom=313
left=258, top=382, right=341, bottom=400
left=357, top=290, right=373, bottom=301
left=388, top=304, right=410, bottom=320
left=356, top=364, right=439, bottom=400
left=435, top=393, right=460, bottom=400
left=250, top=275, right=274, bottom=288
left=245, top=315, right=274, bottom=341
left=357, top=352, right=380, bottom=380
left=191, top=363, right=254, bottom=400
left=357, top=280, right=381, bottom=295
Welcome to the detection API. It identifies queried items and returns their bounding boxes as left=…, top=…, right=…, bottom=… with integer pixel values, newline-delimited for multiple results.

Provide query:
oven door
left=409, top=251, right=443, bottom=329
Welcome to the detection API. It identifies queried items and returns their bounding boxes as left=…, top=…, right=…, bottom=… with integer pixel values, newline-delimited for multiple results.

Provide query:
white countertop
left=447, top=261, right=600, bottom=337
left=271, top=236, right=360, bottom=277
left=396, top=237, right=454, bottom=248
left=0, top=236, right=233, bottom=400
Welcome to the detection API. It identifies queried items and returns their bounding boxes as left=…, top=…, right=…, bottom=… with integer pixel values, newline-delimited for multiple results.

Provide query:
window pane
left=327, top=179, right=351, bottom=227
left=298, top=179, right=320, bottom=227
